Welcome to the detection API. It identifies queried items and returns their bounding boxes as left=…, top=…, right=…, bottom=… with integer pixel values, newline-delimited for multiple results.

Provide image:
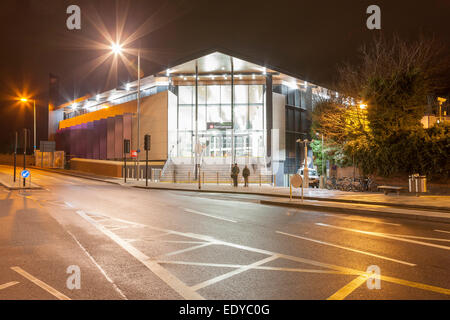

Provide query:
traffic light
left=124, top=139, right=130, bottom=154
left=144, top=134, right=151, bottom=151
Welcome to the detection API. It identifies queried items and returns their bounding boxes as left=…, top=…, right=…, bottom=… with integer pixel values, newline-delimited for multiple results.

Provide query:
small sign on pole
left=21, top=170, right=30, bottom=179
left=290, top=174, right=303, bottom=202
left=131, top=150, right=138, bottom=158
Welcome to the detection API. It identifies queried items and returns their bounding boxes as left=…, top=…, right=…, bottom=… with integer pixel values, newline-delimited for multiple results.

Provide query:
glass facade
left=172, top=84, right=265, bottom=159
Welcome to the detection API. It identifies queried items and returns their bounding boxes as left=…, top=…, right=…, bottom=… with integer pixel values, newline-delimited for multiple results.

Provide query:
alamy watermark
left=366, top=265, right=381, bottom=290
left=366, top=5, right=381, bottom=30
left=66, top=5, right=81, bottom=30
left=66, top=265, right=81, bottom=290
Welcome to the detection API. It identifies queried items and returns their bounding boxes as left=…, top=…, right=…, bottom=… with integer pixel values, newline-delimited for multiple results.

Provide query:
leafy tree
left=312, top=34, right=450, bottom=180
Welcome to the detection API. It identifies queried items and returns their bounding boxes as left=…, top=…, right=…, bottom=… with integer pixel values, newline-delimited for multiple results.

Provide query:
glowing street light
left=19, top=97, right=37, bottom=154
left=359, top=103, right=367, bottom=110
left=109, top=41, right=142, bottom=180
left=111, top=42, right=123, bottom=55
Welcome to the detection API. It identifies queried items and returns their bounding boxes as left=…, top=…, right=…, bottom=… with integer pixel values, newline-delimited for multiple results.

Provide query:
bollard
left=217, top=172, right=219, bottom=185
left=259, top=174, right=261, bottom=186
left=203, top=172, right=205, bottom=185
left=188, top=171, right=191, bottom=184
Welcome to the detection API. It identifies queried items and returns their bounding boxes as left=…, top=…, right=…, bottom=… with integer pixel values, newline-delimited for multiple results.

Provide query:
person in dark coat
left=231, top=163, right=240, bottom=187
left=243, top=165, right=250, bottom=187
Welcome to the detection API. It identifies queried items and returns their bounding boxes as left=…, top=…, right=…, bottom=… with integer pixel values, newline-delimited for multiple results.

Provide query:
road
left=0, top=165, right=449, bottom=300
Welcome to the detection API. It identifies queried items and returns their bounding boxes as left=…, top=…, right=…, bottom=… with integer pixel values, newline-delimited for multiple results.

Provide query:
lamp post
left=20, top=98, right=36, bottom=155
left=111, top=42, right=142, bottom=180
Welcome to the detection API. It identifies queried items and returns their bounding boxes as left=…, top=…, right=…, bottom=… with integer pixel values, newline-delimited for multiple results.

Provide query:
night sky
left=0, top=0, right=448, bottom=152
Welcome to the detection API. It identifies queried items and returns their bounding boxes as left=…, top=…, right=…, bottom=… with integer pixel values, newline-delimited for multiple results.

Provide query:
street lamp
left=110, top=42, right=142, bottom=180
left=19, top=97, right=37, bottom=155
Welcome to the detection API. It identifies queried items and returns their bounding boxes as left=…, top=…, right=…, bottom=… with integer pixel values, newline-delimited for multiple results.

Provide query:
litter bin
left=409, top=174, right=427, bottom=194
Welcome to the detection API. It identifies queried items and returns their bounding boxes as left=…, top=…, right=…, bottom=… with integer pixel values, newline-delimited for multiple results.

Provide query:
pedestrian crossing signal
left=144, top=134, right=151, bottom=151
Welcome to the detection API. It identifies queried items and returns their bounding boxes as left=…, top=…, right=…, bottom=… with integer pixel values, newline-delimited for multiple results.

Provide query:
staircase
left=160, top=157, right=273, bottom=184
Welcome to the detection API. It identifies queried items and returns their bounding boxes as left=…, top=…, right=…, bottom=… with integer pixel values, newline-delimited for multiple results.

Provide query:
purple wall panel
left=106, top=117, right=115, bottom=160
left=123, top=113, right=132, bottom=144
left=55, top=130, right=62, bottom=151
left=73, top=125, right=80, bottom=158
left=68, top=127, right=74, bottom=156
left=114, top=115, right=124, bottom=159
left=80, top=123, right=88, bottom=158
left=99, top=119, right=107, bottom=160
left=92, top=121, right=100, bottom=159
left=86, top=122, right=94, bottom=159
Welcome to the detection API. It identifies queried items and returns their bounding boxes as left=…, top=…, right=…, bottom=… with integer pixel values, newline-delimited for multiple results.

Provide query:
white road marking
left=316, top=223, right=450, bottom=251
left=183, top=208, right=237, bottom=223
left=322, top=213, right=401, bottom=226
left=157, top=260, right=346, bottom=274
left=76, top=210, right=204, bottom=300
left=66, top=230, right=127, bottom=300
left=190, top=255, right=279, bottom=291
left=391, top=234, right=450, bottom=242
left=163, top=243, right=213, bottom=257
left=0, top=281, right=19, bottom=290
left=64, top=201, right=74, bottom=208
left=276, top=231, right=416, bottom=266
left=11, top=267, right=70, bottom=300
left=72, top=211, right=450, bottom=297
left=435, top=229, right=450, bottom=234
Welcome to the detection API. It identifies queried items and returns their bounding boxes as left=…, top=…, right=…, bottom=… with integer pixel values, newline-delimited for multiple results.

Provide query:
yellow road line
left=327, top=275, right=368, bottom=300
left=11, top=267, right=71, bottom=300
left=380, top=274, right=450, bottom=296
left=0, top=281, right=19, bottom=290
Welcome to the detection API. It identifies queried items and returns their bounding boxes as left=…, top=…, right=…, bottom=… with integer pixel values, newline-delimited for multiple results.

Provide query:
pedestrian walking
left=231, top=163, right=240, bottom=187
left=243, top=165, right=250, bottom=187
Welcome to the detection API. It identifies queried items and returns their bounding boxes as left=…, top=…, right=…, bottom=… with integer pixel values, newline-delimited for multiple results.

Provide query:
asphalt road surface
left=0, top=166, right=449, bottom=300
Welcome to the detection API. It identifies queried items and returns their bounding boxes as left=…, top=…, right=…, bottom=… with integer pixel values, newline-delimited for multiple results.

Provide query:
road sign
left=144, top=134, right=151, bottom=151
left=290, top=174, right=303, bottom=188
left=40, top=141, right=55, bottom=153
left=131, top=150, right=138, bottom=158
left=21, top=170, right=30, bottom=179
left=123, top=139, right=130, bottom=154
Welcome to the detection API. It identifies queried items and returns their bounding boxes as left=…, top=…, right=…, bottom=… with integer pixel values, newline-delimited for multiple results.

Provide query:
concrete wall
left=132, top=91, right=168, bottom=161
left=70, top=158, right=124, bottom=177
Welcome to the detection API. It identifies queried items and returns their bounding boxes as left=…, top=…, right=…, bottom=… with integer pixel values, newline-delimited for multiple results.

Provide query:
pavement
left=0, top=170, right=42, bottom=190
left=28, top=167, right=450, bottom=223
left=0, top=164, right=449, bottom=300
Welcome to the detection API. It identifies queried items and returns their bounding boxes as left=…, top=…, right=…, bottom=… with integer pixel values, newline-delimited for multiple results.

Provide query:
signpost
left=21, top=169, right=30, bottom=188
left=14, top=132, right=17, bottom=182
left=290, top=173, right=304, bottom=202
left=23, top=129, right=27, bottom=187
left=123, top=139, right=130, bottom=183
left=144, top=134, right=151, bottom=187
left=21, top=170, right=30, bottom=179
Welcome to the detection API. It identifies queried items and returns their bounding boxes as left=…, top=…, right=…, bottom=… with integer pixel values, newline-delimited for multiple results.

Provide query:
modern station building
left=48, top=50, right=334, bottom=185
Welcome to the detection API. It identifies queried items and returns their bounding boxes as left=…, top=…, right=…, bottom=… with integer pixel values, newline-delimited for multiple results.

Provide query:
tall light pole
left=111, top=42, right=142, bottom=180
left=20, top=98, right=36, bottom=155
left=137, top=47, right=141, bottom=181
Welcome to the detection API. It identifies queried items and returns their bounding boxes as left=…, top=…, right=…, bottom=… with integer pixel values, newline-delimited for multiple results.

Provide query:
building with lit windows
left=48, top=50, right=335, bottom=185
